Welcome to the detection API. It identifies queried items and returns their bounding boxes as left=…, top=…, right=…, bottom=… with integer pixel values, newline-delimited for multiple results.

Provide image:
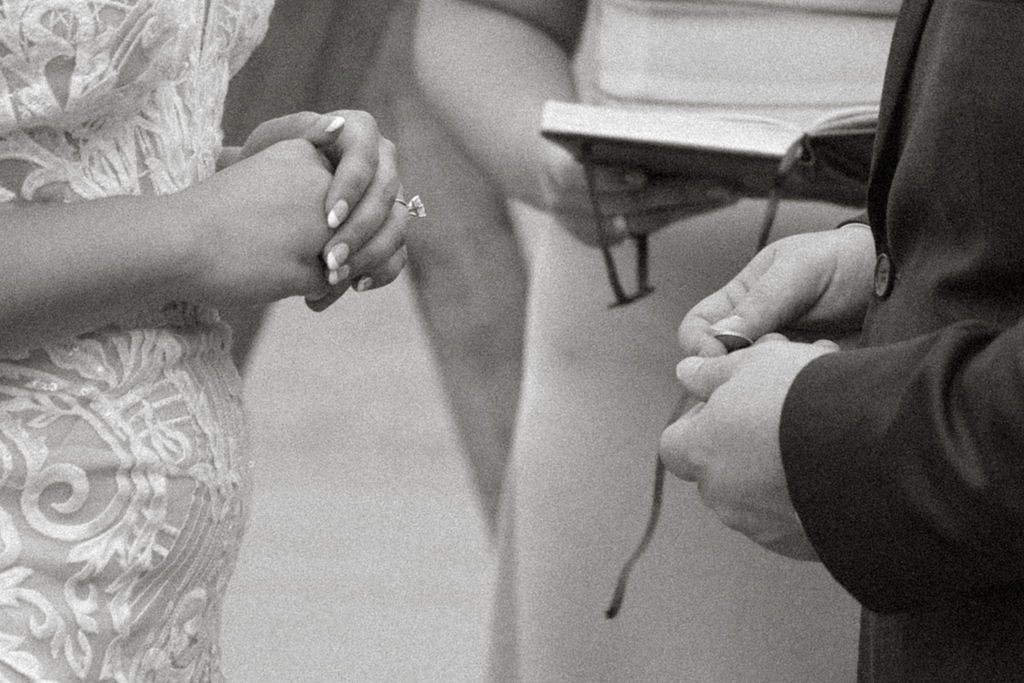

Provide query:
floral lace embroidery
left=0, top=0, right=272, bottom=680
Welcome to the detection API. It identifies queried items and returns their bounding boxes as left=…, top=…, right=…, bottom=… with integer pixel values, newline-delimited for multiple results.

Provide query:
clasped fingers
left=317, top=138, right=406, bottom=277
left=321, top=111, right=387, bottom=228
left=305, top=186, right=410, bottom=311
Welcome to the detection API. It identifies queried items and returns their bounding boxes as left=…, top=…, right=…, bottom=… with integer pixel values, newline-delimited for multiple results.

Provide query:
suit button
left=874, top=252, right=893, bottom=299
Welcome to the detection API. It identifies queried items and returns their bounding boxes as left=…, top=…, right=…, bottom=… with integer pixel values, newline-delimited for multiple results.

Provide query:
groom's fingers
left=675, top=354, right=738, bottom=401
left=715, top=258, right=826, bottom=343
left=659, top=404, right=705, bottom=482
left=754, top=332, right=789, bottom=345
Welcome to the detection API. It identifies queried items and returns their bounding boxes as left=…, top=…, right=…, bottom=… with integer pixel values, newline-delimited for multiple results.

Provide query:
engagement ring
left=396, top=195, right=426, bottom=218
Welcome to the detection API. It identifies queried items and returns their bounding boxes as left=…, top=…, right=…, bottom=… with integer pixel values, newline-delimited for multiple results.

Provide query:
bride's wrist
left=143, top=190, right=218, bottom=305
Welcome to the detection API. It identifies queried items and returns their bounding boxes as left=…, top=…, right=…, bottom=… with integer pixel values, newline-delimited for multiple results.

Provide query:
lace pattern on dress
left=0, top=1, right=272, bottom=680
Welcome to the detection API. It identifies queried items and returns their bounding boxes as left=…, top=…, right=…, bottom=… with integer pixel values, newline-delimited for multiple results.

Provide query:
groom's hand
left=659, top=336, right=837, bottom=560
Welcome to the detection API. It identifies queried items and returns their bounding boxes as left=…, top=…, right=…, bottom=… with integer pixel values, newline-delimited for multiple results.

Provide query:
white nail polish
left=325, top=116, right=345, bottom=133
left=326, top=243, right=349, bottom=271
left=327, top=200, right=349, bottom=229
left=328, top=269, right=340, bottom=286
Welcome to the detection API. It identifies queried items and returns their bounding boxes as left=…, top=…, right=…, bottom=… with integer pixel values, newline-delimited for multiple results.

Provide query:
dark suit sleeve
left=780, top=318, right=1024, bottom=614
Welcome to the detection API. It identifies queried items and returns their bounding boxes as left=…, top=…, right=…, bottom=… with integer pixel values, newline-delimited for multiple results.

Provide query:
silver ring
left=396, top=195, right=426, bottom=218
left=708, top=325, right=754, bottom=352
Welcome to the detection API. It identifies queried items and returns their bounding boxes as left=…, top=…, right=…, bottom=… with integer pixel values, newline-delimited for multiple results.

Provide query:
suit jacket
left=779, top=0, right=1024, bottom=680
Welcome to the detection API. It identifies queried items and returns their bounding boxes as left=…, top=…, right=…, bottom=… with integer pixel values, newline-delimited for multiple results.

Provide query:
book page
left=807, top=105, right=879, bottom=137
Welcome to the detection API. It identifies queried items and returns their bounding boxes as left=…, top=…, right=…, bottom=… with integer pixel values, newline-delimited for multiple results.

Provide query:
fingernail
left=327, top=200, right=349, bottom=229
left=355, top=276, right=373, bottom=292
left=326, top=243, right=349, bottom=270
left=336, top=265, right=350, bottom=281
left=325, top=116, right=345, bottom=133
left=327, top=270, right=340, bottom=286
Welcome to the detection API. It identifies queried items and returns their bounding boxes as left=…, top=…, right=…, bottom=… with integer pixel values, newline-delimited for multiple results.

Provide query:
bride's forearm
left=0, top=194, right=200, bottom=353
left=414, top=0, right=583, bottom=207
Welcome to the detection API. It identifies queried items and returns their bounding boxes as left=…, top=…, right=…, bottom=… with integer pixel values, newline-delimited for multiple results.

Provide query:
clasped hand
left=184, top=110, right=407, bottom=312
left=659, top=224, right=876, bottom=560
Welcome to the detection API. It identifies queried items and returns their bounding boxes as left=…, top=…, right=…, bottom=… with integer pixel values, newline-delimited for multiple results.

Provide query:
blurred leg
left=361, top=2, right=527, bottom=531
left=398, top=105, right=526, bottom=531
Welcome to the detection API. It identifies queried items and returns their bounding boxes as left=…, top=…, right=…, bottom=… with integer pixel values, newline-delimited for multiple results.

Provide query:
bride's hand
left=540, top=143, right=738, bottom=247
left=177, top=139, right=337, bottom=308
left=232, top=110, right=409, bottom=310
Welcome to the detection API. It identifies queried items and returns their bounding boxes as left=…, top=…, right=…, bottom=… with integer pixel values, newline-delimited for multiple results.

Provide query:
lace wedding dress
left=0, top=1, right=273, bottom=679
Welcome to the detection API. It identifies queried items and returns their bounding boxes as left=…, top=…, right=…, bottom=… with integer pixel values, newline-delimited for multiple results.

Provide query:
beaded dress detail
left=0, top=0, right=272, bottom=680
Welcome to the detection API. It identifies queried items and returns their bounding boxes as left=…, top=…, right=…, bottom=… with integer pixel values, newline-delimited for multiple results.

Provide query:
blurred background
left=220, top=284, right=495, bottom=682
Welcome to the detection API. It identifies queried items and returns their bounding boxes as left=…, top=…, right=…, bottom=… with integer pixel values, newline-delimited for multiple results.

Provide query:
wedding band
left=396, top=195, right=426, bottom=218
left=708, top=325, right=754, bottom=352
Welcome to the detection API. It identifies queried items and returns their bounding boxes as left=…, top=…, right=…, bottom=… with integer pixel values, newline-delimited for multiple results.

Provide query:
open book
left=540, top=101, right=879, bottom=206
